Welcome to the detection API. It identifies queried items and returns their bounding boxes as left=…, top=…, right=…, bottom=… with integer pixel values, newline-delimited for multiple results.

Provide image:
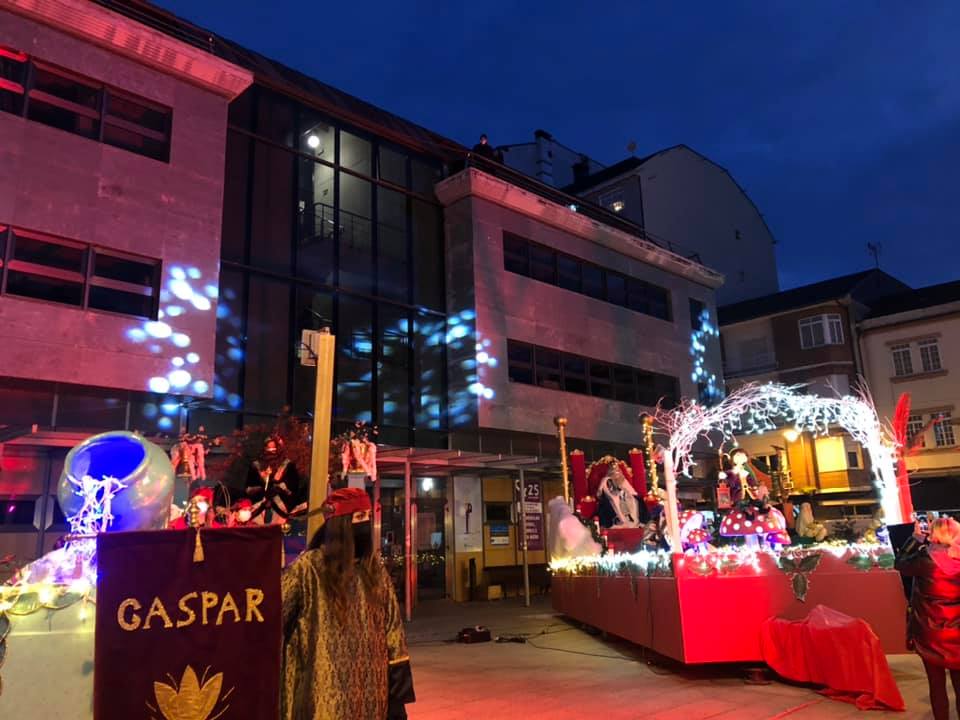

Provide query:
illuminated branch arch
left=653, top=382, right=902, bottom=549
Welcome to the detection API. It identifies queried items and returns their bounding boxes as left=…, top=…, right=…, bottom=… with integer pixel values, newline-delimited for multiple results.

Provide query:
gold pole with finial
left=554, top=416, right=570, bottom=504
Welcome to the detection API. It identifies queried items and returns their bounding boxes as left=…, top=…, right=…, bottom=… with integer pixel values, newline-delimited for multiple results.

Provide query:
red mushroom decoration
left=684, top=527, right=712, bottom=553
left=767, top=529, right=791, bottom=550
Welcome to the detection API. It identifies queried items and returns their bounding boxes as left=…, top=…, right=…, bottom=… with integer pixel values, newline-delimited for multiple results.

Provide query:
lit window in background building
left=934, top=412, right=956, bottom=447
left=599, top=188, right=625, bottom=213
left=798, top=313, right=843, bottom=349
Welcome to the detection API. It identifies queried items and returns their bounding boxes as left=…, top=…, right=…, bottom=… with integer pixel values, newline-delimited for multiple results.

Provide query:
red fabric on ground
left=761, top=604, right=905, bottom=711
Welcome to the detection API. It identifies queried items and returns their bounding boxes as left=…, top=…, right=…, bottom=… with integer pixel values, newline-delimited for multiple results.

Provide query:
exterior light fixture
left=420, top=477, right=434, bottom=493
left=783, top=429, right=799, bottom=443
left=307, top=134, right=321, bottom=150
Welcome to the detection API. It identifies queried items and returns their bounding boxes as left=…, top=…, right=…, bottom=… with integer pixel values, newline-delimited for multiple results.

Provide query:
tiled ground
left=404, top=596, right=935, bottom=720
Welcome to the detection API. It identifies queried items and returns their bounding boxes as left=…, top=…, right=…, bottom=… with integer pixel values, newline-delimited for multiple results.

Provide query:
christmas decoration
left=654, top=381, right=903, bottom=531
left=334, top=421, right=379, bottom=483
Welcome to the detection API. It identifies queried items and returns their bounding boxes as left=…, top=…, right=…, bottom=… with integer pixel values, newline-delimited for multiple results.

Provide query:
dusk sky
left=160, top=0, right=959, bottom=291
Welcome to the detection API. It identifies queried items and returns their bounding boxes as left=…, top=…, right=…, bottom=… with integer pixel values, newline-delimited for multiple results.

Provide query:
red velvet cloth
left=602, top=527, right=646, bottom=554
left=761, top=605, right=905, bottom=711
left=628, top=450, right=647, bottom=497
left=570, top=451, right=587, bottom=506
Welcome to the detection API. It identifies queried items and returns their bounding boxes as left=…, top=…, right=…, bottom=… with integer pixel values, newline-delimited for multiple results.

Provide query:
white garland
left=654, top=382, right=902, bottom=524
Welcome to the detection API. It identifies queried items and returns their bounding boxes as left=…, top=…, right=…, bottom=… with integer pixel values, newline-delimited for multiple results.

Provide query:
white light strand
left=653, top=382, right=902, bottom=523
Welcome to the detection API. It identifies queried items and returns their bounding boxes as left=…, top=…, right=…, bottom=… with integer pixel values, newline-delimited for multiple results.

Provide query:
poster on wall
left=454, top=475, right=483, bottom=552
left=521, top=479, right=544, bottom=552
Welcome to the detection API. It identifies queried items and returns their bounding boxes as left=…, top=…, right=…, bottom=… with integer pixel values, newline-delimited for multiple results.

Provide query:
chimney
left=534, top=129, right=554, bottom=186
left=572, top=155, right=591, bottom=185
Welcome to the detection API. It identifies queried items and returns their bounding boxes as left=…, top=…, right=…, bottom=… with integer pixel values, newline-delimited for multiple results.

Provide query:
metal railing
left=451, top=154, right=713, bottom=270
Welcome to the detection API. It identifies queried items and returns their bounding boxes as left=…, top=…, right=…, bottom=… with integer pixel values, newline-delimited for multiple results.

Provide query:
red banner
left=94, top=526, right=282, bottom=720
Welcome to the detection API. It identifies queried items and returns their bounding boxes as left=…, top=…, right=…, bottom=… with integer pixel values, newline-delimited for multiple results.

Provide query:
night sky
left=159, top=0, right=958, bottom=291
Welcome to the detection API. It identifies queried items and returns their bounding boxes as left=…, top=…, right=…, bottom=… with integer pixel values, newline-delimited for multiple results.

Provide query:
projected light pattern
left=690, top=307, right=723, bottom=402
left=124, top=265, right=218, bottom=431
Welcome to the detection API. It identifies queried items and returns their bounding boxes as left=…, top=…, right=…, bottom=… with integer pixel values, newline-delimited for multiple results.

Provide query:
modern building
left=0, top=0, right=251, bottom=566
left=501, top=131, right=778, bottom=305
left=717, top=269, right=910, bottom=516
left=859, top=281, right=960, bottom=511
left=0, top=0, right=725, bottom=604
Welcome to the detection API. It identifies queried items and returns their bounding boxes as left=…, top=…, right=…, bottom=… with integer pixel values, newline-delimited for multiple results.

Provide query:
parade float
left=549, top=382, right=910, bottom=664
left=0, top=431, right=283, bottom=719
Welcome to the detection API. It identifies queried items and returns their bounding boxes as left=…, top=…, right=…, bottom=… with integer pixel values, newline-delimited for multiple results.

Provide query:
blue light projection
left=690, top=307, right=723, bottom=403
left=124, top=265, right=218, bottom=431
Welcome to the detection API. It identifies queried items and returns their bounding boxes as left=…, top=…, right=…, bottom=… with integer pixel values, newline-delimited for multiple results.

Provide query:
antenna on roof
left=627, top=140, right=637, bottom=156
left=866, top=242, right=882, bottom=269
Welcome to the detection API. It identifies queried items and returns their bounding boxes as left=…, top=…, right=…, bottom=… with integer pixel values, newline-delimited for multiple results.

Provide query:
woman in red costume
left=897, top=517, right=960, bottom=720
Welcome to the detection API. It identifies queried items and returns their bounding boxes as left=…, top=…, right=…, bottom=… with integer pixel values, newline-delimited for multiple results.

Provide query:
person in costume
left=897, top=517, right=960, bottom=720
left=281, top=488, right=415, bottom=720
left=169, top=486, right=222, bottom=529
left=245, top=436, right=307, bottom=525
left=230, top=497, right=257, bottom=527
left=597, top=462, right=642, bottom=529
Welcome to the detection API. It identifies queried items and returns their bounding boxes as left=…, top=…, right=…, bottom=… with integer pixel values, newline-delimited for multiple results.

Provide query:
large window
left=0, top=225, right=159, bottom=318
left=502, top=232, right=672, bottom=321
left=506, top=339, right=679, bottom=407
left=934, top=412, right=956, bottom=448
left=907, top=415, right=925, bottom=448
left=0, top=48, right=172, bottom=161
left=919, top=339, right=942, bottom=373
left=798, top=313, right=844, bottom=349
left=891, top=344, right=913, bottom=377
left=215, top=87, right=448, bottom=441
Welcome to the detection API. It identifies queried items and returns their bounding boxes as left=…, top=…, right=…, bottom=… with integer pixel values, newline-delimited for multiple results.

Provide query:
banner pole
left=307, top=329, right=336, bottom=544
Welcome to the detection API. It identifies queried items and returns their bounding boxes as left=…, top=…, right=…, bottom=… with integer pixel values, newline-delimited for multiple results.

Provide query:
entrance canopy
left=376, top=446, right=557, bottom=474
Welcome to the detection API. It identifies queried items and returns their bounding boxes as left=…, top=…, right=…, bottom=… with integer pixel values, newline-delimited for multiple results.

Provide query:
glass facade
left=196, top=86, right=448, bottom=447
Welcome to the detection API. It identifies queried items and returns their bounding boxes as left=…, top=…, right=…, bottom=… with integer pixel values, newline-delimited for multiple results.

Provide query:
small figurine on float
left=795, top=501, right=828, bottom=543
left=245, top=435, right=307, bottom=525
left=597, top=461, right=642, bottom=529
left=861, top=507, right=890, bottom=545
left=718, top=448, right=790, bottom=549
left=169, top=486, right=223, bottom=529
left=230, top=498, right=257, bottom=527
left=679, top=509, right=713, bottom=553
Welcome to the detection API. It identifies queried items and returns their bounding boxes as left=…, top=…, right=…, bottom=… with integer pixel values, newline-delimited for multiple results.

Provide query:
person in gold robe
left=281, top=488, right=414, bottom=719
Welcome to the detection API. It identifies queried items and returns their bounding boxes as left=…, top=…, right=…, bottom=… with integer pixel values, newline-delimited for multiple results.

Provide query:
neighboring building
left=859, top=281, right=960, bottom=511
left=437, top=158, right=724, bottom=451
left=0, top=1, right=725, bottom=603
left=499, top=129, right=605, bottom=189
left=0, top=0, right=251, bottom=564
left=501, top=132, right=779, bottom=305
left=717, top=269, right=910, bottom=512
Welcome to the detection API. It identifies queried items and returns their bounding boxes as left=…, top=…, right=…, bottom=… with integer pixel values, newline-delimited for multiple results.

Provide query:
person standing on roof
left=472, top=133, right=496, bottom=160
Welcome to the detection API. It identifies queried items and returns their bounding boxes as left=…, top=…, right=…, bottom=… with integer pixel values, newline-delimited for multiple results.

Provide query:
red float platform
left=551, top=551, right=907, bottom=664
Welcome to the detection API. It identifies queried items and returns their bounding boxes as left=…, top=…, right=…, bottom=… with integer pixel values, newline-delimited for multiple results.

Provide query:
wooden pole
left=306, top=329, right=336, bottom=545
left=404, top=459, right=412, bottom=622
left=554, top=416, right=570, bottom=504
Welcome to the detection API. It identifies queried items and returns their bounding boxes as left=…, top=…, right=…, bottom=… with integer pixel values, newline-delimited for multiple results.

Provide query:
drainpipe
left=840, top=297, right=865, bottom=384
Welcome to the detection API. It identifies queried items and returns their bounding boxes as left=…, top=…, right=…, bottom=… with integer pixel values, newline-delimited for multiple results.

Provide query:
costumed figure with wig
left=280, top=487, right=415, bottom=719
left=718, top=447, right=790, bottom=549
left=246, top=434, right=307, bottom=526
left=597, top=460, right=643, bottom=529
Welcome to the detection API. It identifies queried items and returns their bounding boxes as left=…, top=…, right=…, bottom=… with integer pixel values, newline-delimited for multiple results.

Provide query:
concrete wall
left=584, top=148, right=778, bottom=305
left=439, top=169, right=723, bottom=446
left=0, top=10, right=235, bottom=398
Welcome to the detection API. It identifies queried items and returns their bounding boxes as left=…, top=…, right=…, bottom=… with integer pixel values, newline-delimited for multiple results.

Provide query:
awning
left=376, top=446, right=559, bottom=474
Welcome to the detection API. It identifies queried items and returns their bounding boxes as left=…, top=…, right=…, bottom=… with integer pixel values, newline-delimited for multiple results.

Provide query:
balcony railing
left=451, top=154, right=711, bottom=266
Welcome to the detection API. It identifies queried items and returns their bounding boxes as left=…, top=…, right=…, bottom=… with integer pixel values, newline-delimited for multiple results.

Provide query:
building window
left=847, top=450, right=860, bottom=468
left=891, top=344, right=913, bottom=377
left=0, top=225, right=158, bottom=318
left=934, top=412, right=956, bottom=448
left=506, top=339, right=679, bottom=408
left=919, top=339, right=942, bottom=373
left=599, top=188, right=625, bottom=213
left=798, top=313, right=843, bottom=349
left=907, top=415, right=926, bottom=448
left=501, top=232, right=671, bottom=321
left=0, top=52, right=172, bottom=162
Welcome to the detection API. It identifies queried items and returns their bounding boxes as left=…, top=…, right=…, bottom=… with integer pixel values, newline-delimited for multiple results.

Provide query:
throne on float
left=570, top=450, right=652, bottom=553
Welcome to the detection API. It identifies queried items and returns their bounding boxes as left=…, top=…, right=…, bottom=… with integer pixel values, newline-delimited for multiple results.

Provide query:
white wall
left=585, top=148, right=778, bottom=305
